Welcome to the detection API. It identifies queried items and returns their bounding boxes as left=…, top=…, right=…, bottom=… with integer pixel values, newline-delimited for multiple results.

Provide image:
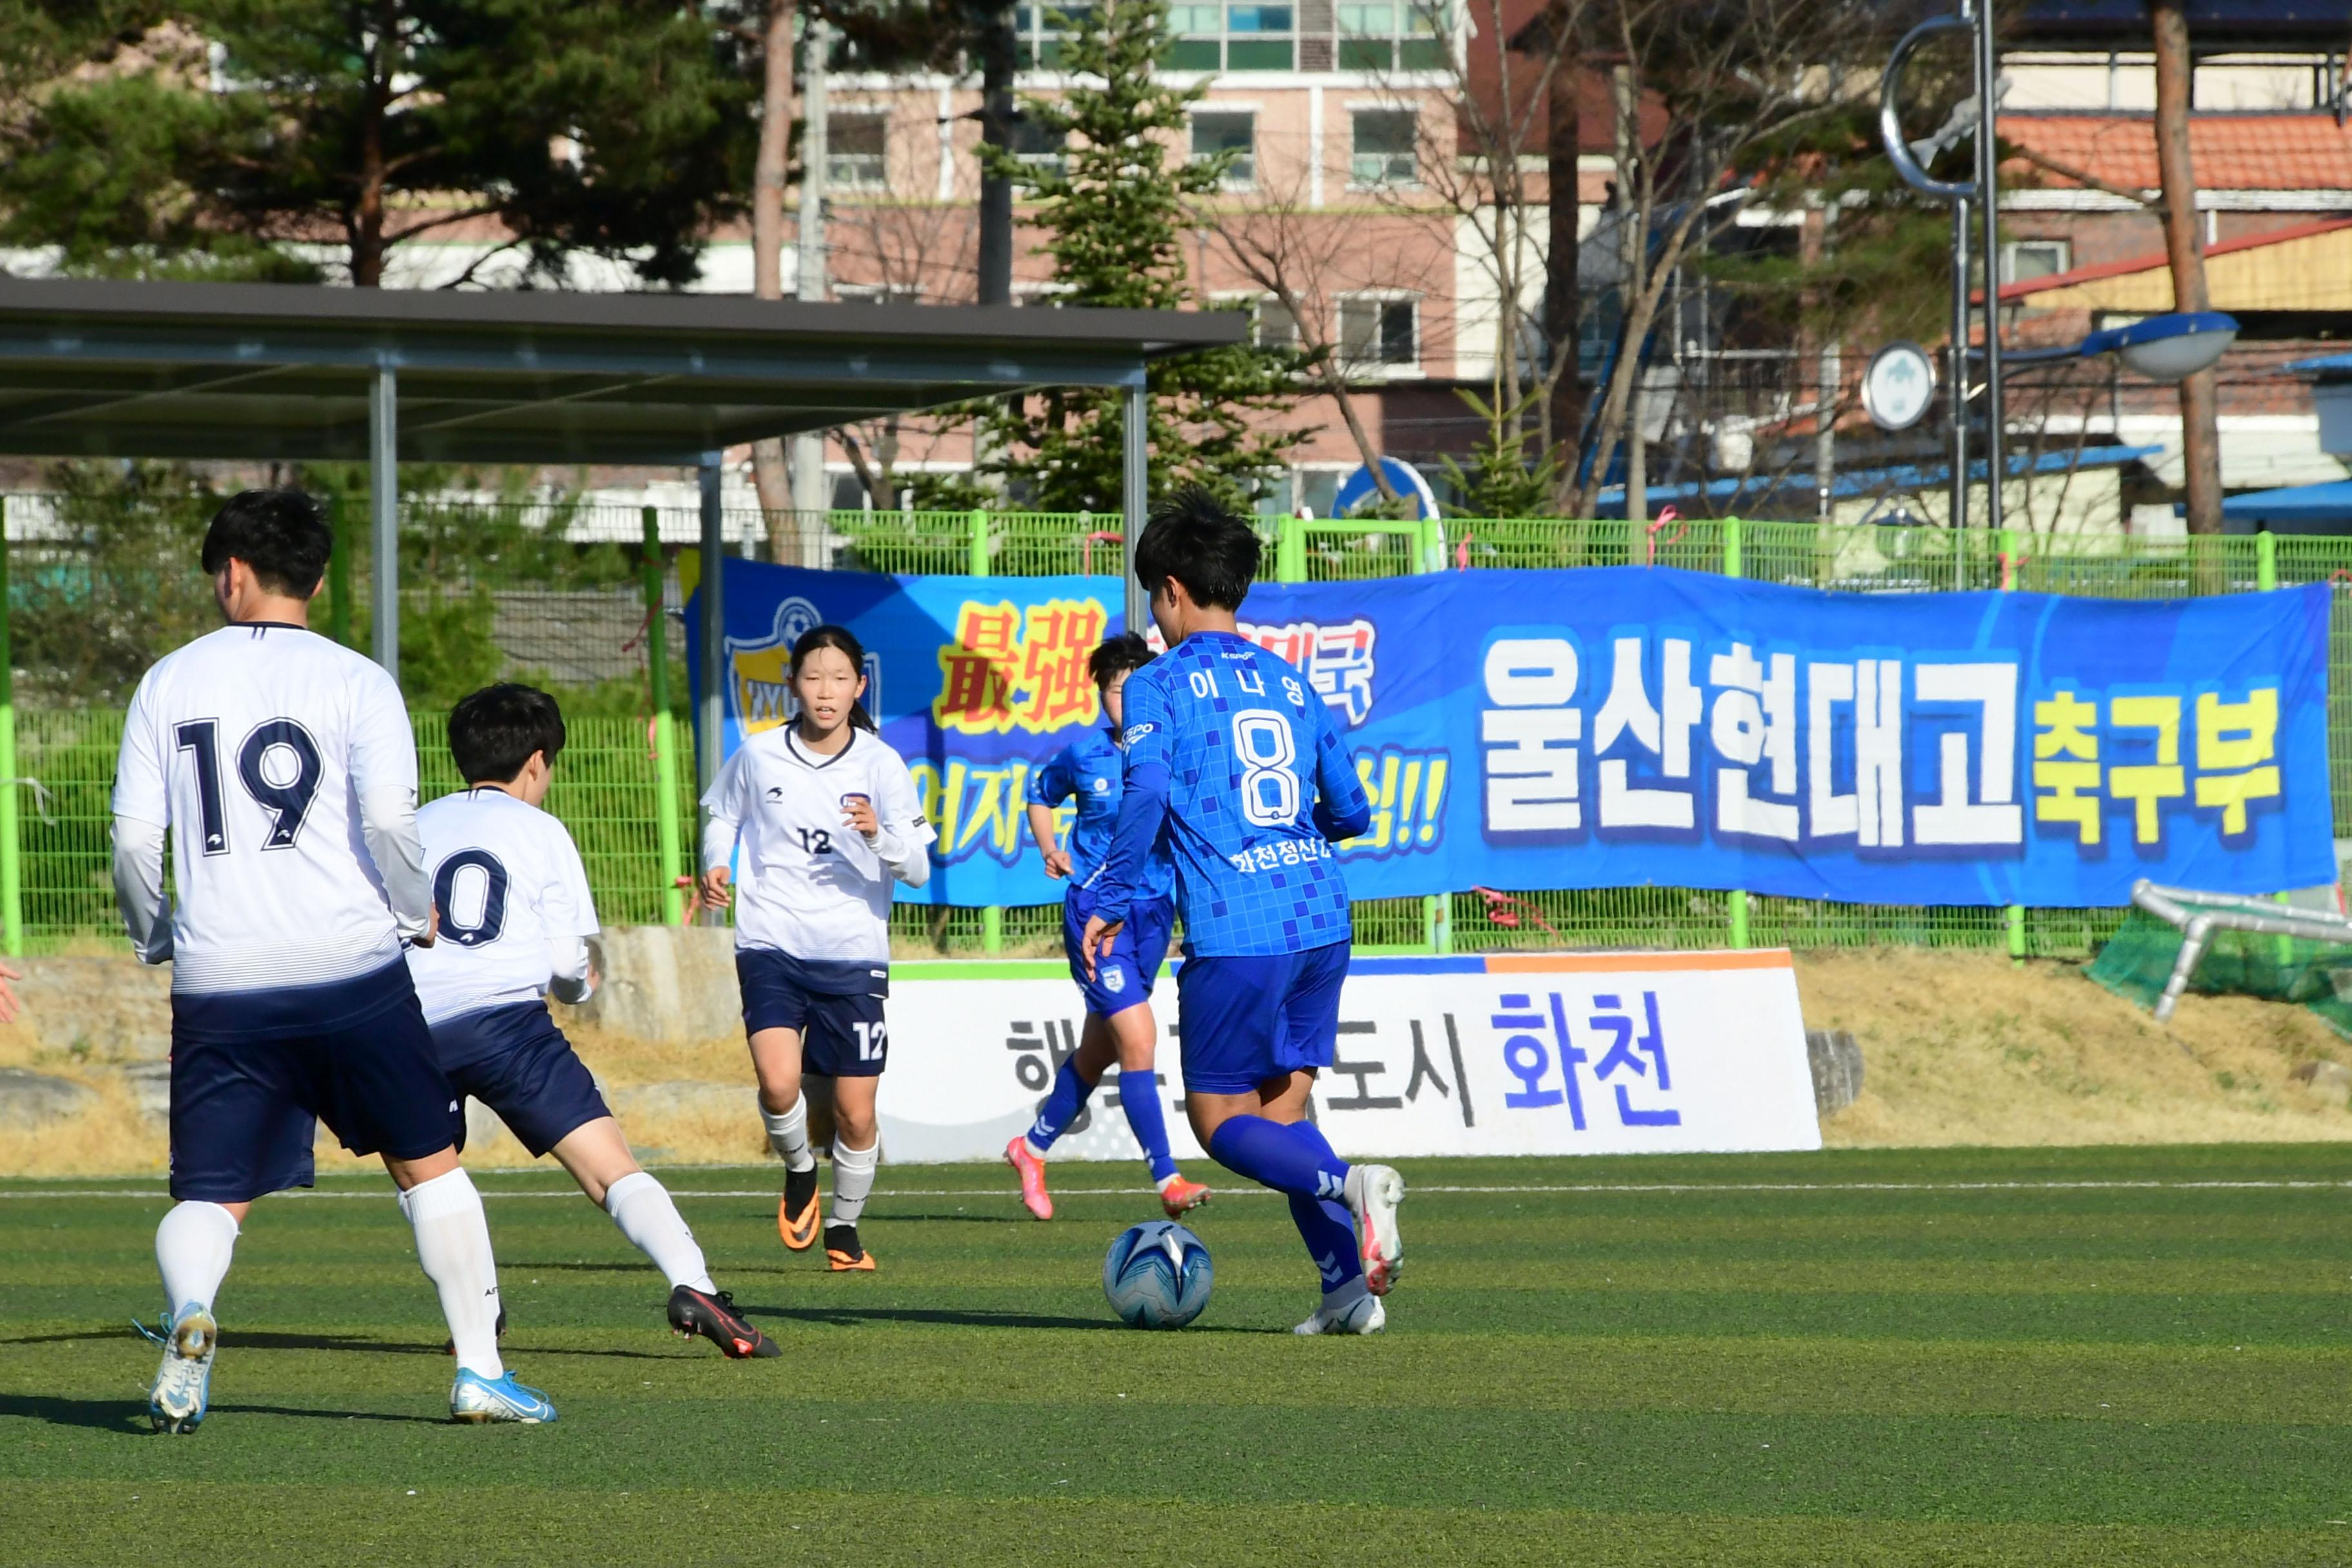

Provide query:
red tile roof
left=1999, top=112, right=2352, bottom=192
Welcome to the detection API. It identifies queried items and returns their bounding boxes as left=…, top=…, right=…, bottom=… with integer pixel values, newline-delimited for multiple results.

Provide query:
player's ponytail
left=790, top=623, right=879, bottom=732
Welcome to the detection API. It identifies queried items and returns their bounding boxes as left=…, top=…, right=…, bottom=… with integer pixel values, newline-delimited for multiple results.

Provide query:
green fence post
left=1278, top=513, right=1305, bottom=583
left=981, top=905, right=1004, bottom=955
left=1722, top=516, right=1749, bottom=950
left=328, top=493, right=354, bottom=647
left=966, top=507, right=990, bottom=577
left=642, top=506, right=686, bottom=926
left=0, top=517, right=20, bottom=957
left=2000, top=524, right=2026, bottom=966
left=1414, top=511, right=1449, bottom=952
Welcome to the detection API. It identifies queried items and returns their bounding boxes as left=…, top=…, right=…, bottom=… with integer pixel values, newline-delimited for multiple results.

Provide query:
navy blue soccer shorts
left=431, top=1002, right=612, bottom=1159
left=168, top=959, right=456, bottom=1203
left=1062, top=892, right=1173, bottom=1018
left=1173, top=940, right=1351, bottom=1097
left=737, top=950, right=890, bottom=1077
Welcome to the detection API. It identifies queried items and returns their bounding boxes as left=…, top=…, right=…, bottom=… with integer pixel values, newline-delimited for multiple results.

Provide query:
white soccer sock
left=155, top=1200, right=239, bottom=1320
left=830, top=1138, right=879, bottom=1226
left=763, top=1097, right=816, bottom=1173
left=604, top=1170, right=716, bottom=1293
left=402, top=1168, right=505, bottom=1379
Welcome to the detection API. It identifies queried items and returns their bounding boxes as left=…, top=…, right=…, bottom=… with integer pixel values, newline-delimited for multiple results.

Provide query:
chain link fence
left=7, top=495, right=2342, bottom=956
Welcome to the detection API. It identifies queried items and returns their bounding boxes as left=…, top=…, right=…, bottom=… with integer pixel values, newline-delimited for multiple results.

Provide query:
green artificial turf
left=6, top=1146, right=2352, bottom=1565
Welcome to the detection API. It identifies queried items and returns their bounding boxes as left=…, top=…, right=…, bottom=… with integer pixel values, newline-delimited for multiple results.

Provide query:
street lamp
left=2076, top=311, right=2239, bottom=383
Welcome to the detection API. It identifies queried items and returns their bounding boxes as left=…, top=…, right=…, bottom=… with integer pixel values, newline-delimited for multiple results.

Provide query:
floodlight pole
left=369, top=361, right=399, bottom=683
left=1122, top=376, right=1149, bottom=635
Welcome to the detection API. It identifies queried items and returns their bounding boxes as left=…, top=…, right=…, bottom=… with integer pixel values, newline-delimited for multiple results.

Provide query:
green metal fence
left=7, top=501, right=2344, bottom=957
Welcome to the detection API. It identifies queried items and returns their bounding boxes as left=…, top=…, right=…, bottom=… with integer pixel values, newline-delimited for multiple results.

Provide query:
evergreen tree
left=0, top=1, right=752, bottom=286
left=1438, top=390, right=1561, bottom=518
left=972, top=0, right=1304, bottom=513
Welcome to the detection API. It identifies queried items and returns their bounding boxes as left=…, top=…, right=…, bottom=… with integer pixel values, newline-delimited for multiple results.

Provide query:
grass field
left=6, top=1146, right=2352, bottom=1566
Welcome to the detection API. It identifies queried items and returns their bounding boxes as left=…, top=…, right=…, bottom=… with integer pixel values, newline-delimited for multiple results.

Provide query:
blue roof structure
left=1594, top=444, right=2162, bottom=519
left=2219, top=479, right=2352, bottom=533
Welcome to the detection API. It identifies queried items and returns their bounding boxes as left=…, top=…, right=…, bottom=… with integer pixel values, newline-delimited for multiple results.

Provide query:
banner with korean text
left=689, top=558, right=2333, bottom=906
left=874, top=951, right=1820, bottom=1161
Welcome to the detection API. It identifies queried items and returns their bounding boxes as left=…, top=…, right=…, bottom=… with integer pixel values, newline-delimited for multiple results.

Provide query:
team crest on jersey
left=727, top=598, right=883, bottom=735
left=1102, top=966, right=1125, bottom=994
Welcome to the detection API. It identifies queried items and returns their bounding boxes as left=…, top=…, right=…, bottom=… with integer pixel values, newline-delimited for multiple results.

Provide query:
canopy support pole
left=1122, top=375, right=1148, bottom=635
left=369, top=362, right=399, bottom=681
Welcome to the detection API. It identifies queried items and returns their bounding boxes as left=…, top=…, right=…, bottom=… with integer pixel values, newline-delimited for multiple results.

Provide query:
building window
left=1191, top=110, right=1257, bottom=188
left=828, top=114, right=887, bottom=191
left=836, top=284, right=923, bottom=305
left=1337, top=0, right=1445, bottom=70
left=1253, top=296, right=1301, bottom=347
left=1350, top=109, right=1418, bottom=186
left=1168, top=2, right=1295, bottom=72
left=1008, top=113, right=1066, bottom=177
left=2001, top=239, right=2071, bottom=284
left=1014, top=2, right=1095, bottom=66
left=1339, top=296, right=1416, bottom=368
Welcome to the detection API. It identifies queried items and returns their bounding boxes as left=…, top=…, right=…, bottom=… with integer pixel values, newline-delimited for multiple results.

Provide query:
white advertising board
left=875, top=950, right=1819, bottom=1163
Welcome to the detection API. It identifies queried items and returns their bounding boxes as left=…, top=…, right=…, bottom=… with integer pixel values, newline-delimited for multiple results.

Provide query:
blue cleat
left=143, top=1305, right=218, bottom=1435
left=449, top=1368, right=557, bottom=1425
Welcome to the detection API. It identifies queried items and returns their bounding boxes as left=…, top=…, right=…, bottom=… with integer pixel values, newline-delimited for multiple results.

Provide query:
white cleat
left=449, top=1368, right=558, bottom=1424
left=1343, top=1163, right=1406, bottom=1295
left=1295, top=1291, right=1386, bottom=1336
left=146, top=1306, right=217, bottom=1435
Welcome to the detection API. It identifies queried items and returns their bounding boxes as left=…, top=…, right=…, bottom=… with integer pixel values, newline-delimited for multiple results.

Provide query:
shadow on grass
left=0, top=1327, right=674, bottom=1362
left=0, top=1393, right=445, bottom=1431
left=744, top=1304, right=1281, bottom=1335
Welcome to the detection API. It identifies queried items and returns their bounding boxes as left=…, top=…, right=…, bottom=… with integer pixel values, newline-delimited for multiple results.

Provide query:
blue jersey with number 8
left=1099, top=630, right=1369, bottom=957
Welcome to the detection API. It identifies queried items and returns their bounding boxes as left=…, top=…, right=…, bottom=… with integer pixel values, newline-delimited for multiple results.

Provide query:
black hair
left=1088, top=632, right=1155, bottom=689
left=1132, top=484, right=1259, bottom=611
left=449, top=683, right=567, bottom=785
left=791, top=623, right=878, bottom=732
left=201, top=488, right=333, bottom=598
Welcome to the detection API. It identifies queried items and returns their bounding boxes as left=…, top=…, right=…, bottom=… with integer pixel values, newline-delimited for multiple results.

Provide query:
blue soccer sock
left=1113, top=1068, right=1181, bottom=1184
left=1289, top=1192, right=1365, bottom=1297
left=1024, top=1057, right=1098, bottom=1158
left=1206, top=1114, right=1349, bottom=1202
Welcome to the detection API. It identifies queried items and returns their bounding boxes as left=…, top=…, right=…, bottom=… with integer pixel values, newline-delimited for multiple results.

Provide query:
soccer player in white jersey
left=409, top=684, right=777, bottom=1360
left=700, top=624, right=936, bottom=1272
left=112, top=489, right=553, bottom=1431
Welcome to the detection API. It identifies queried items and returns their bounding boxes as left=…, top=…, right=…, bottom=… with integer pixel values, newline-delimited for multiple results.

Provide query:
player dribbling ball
left=699, top=625, right=936, bottom=1271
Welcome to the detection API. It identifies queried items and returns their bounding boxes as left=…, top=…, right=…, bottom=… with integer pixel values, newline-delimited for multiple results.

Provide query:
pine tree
left=973, top=0, right=1305, bottom=513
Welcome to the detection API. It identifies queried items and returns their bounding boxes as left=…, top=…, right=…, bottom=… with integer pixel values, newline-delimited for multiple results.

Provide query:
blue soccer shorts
left=168, top=959, right=456, bottom=1203
left=1063, top=892, right=1174, bottom=1018
left=432, top=1002, right=612, bottom=1159
left=1173, top=940, right=1351, bottom=1097
left=737, top=950, right=890, bottom=1077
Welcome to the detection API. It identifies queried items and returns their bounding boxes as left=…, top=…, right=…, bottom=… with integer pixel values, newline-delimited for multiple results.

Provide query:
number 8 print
left=1232, top=710, right=1300, bottom=827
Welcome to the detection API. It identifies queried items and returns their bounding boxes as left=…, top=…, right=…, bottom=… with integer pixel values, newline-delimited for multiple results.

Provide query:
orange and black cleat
left=1157, top=1173, right=1211, bottom=1219
left=825, top=1223, right=876, bottom=1272
left=667, top=1285, right=781, bottom=1358
left=778, top=1163, right=821, bottom=1251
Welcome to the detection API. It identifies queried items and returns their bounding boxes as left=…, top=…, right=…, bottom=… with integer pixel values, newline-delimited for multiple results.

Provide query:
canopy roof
left=2220, top=478, right=2352, bottom=531
left=0, top=277, right=1245, bottom=466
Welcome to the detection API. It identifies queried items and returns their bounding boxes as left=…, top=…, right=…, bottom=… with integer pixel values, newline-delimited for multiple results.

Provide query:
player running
left=409, top=683, right=777, bottom=1360
left=1083, top=488, right=1405, bottom=1337
left=1008, top=633, right=1208, bottom=1221
left=114, top=489, right=553, bottom=1432
left=700, top=624, right=936, bottom=1273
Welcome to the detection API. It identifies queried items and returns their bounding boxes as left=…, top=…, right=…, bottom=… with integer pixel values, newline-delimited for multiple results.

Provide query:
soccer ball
left=1101, top=1220, right=1213, bottom=1329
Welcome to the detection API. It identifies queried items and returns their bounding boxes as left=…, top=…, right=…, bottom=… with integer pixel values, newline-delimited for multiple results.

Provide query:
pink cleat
left=1006, top=1136, right=1054, bottom=1220
left=1157, top=1173, right=1211, bottom=1219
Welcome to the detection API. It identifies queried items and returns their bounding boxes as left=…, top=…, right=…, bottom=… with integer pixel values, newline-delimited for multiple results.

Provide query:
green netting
left=2086, top=908, right=2352, bottom=1038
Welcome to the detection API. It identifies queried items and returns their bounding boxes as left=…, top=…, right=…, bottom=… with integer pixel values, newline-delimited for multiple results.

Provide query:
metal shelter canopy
left=0, top=277, right=1238, bottom=734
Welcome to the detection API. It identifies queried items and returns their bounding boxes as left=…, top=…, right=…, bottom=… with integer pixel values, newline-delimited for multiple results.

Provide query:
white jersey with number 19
left=112, top=622, right=427, bottom=995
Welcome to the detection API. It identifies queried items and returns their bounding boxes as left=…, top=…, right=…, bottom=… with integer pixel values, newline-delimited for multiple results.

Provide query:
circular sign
left=1861, top=341, right=1938, bottom=432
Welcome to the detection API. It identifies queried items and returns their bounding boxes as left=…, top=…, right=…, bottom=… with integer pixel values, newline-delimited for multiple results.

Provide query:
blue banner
left=689, top=558, right=2335, bottom=907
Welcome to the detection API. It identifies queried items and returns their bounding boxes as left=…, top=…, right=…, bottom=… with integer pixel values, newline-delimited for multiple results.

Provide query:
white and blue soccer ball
left=1102, top=1220, right=1213, bottom=1329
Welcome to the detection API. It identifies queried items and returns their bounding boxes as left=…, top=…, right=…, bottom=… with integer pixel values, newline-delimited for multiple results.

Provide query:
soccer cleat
left=1293, top=1291, right=1386, bottom=1337
left=824, top=1222, right=876, bottom=1271
left=449, top=1367, right=557, bottom=1424
left=1344, top=1163, right=1406, bottom=1295
left=144, top=1305, right=217, bottom=1435
left=1006, top=1137, right=1054, bottom=1220
left=778, top=1163, right=822, bottom=1251
left=667, top=1285, right=781, bottom=1358
left=442, top=1306, right=508, bottom=1357
left=1157, top=1173, right=1211, bottom=1219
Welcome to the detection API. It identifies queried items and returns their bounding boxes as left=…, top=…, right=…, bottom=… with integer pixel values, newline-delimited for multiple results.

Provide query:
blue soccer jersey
left=1093, top=631, right=1371, bottom=956
left=1026, top=728, right=1175, bottom=903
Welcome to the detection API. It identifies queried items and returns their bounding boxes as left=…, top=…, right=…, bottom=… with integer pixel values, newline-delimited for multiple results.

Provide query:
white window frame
left=827, top=112, right=890, bottom=192
left=1348, top=107, right=1420, bottom=190
left=1189, top=108, right=1259, bottom=190
left=1999, top=239, right=2072, bottom=286
left=1335, top=291, right=1421, bottom=375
